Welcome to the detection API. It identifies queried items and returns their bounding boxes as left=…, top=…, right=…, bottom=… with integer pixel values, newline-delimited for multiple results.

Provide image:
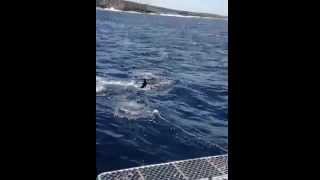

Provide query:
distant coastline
left=96, top=0, right=227, bottom=19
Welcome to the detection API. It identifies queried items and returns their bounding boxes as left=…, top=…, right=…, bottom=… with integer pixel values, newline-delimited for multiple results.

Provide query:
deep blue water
left=96, top=9, right=228, bottom=175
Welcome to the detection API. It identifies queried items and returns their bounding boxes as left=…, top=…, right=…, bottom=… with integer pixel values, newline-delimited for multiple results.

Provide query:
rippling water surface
left=96, top=9, right=228, bottom=175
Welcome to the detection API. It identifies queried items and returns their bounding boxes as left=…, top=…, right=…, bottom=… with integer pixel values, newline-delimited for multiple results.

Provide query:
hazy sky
left=128, top=0, right=228, bottom=16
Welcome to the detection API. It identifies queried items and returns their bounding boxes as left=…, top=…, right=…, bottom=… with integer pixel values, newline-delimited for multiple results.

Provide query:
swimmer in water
left=140, top=79, right=147, bottom=88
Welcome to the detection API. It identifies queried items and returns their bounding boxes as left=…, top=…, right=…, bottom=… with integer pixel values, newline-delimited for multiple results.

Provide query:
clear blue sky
left=128, top=0, right=228, bottom=16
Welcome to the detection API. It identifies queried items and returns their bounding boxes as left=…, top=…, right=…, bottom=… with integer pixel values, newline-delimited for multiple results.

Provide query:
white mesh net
left=97, top=154, right=228, bottom=180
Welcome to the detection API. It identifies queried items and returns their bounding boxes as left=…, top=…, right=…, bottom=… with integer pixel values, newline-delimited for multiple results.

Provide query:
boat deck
left=97, top=154, right=228, bottom=180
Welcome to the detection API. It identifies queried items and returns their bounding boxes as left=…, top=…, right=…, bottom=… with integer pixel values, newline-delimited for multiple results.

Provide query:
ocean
left=96, top=9, right=228, bottom=175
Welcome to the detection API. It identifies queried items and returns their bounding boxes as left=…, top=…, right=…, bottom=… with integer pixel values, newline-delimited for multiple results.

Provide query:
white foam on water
left=112, top=95, right=166, bottom=121
left=102, top=7, right=143, bottom=15
left=131, top=71, right=174, bottom=92
left=96, top=76, right=140, bottom=94
left=96, top=73, right=174, bottom=95
left=104, top=80, right=137, bottom=87
left=103, top=7, right=121, bottom=12
left=126, top=11, right=144, bottom=15
left=97, top=72, right=175, bottom=120
left=158, top=13, right=200, bottom=18
left=98, top=7, right=219, bottom=20
left=114, top=100, right=153, bottom=120
left=152, top=109, right=165, bottom=121
left=96, top=76, right=107, bottom=93
left=149, top=13, right=216, bottom=19
left=96, top=129, right=124, bottom=138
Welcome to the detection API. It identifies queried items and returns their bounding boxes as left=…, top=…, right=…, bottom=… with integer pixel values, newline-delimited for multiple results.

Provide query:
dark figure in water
left=140, top=79, right=147, bottom=88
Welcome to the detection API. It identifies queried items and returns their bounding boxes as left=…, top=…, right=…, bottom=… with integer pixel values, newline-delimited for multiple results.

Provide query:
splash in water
left=96, top=71, right=175, bottom=95
left=96, top=76, right=140, bottom=95
left=114, top=99, right=158, bottom=121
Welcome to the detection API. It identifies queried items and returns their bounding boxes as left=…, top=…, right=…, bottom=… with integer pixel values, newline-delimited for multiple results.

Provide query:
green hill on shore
left=96, top=0, right=226, bottom=19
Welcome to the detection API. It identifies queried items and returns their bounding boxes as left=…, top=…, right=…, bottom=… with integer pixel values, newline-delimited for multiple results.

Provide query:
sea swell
left=96, top=9, right=228, bottom=174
